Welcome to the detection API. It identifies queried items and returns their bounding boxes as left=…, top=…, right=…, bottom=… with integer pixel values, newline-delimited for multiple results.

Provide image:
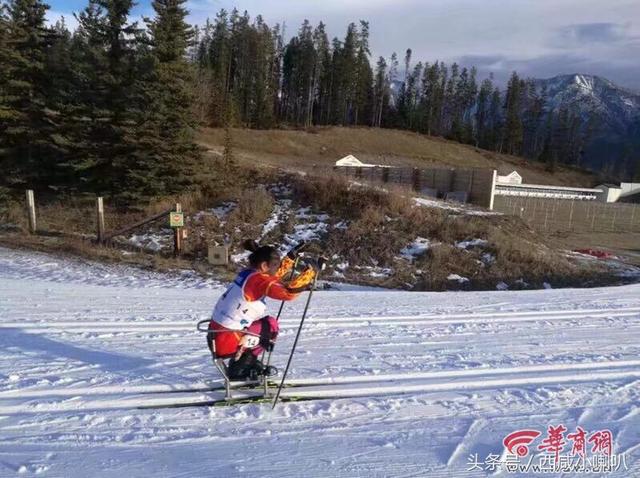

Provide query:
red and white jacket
left=211, top=267, right=298, bottom=330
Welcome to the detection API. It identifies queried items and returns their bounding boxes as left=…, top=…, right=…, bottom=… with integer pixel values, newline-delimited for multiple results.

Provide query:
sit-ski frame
left=196, top=319, right=271, bottom=400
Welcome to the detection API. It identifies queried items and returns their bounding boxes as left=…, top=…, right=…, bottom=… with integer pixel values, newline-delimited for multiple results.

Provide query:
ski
left=139, top=379, right=326, bottom=395
left=142, top=368, right=452, bottom=396
left=137, top=394, right=312, bottom=409
left=139, top=380, right=267, bottom=395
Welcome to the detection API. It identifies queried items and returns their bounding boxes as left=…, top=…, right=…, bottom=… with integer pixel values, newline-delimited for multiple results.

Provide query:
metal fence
left=493, top=196, right=640, bottom=233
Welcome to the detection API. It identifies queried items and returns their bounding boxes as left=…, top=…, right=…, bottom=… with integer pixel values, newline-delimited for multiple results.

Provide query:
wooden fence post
left=174, top=203, right=182, bottom=256
left=96, top=197, right=105, bottom=243
left=26, top=190, right=37, bottom=234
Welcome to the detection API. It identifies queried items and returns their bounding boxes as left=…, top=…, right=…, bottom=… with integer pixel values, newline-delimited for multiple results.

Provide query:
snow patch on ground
left=211, top=202, right=236, bottom=219
left=400, top=237, right=432, bottom=262
left=260, top=200, right=291, bottom=239
left=280, top=207, right=330, bottom=254
left=353, top=265, right=393, bottom=278
left=447, top=273, right=469, bottom=283
left=127, top=231, right=173, bottom=252
left=193, top=202, right=237, bottom=223
left=414, top=197, right=461, bottom=212
left=414, top=197, right=502, bottom=216
left=456, top=238, right=488, bottom=249
left=481, top=252, right=496, bottom=265
left=230, top=250, right=251, bottom=264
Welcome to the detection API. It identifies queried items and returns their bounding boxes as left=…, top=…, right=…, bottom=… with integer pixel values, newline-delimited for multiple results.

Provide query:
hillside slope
left=198, top=126, right=598, bottom=187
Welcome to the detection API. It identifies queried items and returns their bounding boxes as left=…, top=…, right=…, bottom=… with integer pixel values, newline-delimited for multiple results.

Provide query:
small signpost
left=169, top=211, right=184, bottom=228
left=170, top=204, right=183, bottom=256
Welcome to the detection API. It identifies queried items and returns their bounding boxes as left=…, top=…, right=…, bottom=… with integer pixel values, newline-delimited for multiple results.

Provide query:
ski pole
left=263, top=255, right=300, bottom=367
left=272, top=259, right=324, bottom=409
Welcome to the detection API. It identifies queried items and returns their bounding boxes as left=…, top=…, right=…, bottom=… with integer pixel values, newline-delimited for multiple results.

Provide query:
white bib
left=212, top=271, right=267, bottom=330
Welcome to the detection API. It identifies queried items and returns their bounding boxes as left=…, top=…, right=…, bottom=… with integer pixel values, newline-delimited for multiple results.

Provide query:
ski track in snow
left=0, top=246, right=639, bottom=477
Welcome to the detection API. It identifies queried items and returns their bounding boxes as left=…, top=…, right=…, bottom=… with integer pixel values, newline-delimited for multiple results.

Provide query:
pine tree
left=252, top=15, right=277, bottom=128
left=529, top=83, right=548, bottom=158
left=475, top=77, right=493, bottom=148
left=539, top=134, right=555, bottom=172
left=421, top=61, right=440, bottom=135
left=503, top=72, right=524, bottom=155
left=0, top=4, right=11, bottom=142
left=338, top=23, right=358, bottom=124
left=488, top=87, right=503, bottom=151
left=406, top=61, right=423, bottom=130
left=353, top=21, right=373, bottom=126
left=1, top=0, right=59, bottom=189
left=372, top=56, right=388, bottom=127
left=461, top=67, right=477, bottom=143
left=396, top=48, right=412, bottom=127
left=69, top=0, right=141, bottom=198
left=44, top=18, right=77, bottom=177
left=128, top=0, right=201, bottom=201
left=313, top=22, right=331, bottom=124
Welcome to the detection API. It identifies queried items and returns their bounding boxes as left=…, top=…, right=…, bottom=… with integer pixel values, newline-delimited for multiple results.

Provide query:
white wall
left=620, top=183, right=640, bottom=198
left=595, top=185, right=620, bottom=202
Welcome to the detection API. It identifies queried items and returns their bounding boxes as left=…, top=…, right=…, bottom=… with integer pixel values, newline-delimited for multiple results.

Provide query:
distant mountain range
left=390, top=73, right=640, bottom=178
left=536, top=74, right=640, bottom=177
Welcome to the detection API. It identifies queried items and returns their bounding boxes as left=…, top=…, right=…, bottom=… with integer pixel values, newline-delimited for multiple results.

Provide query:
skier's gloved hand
left=286, top=283, right=314, bottom=294
left=286, top=241, right=307, bottom=260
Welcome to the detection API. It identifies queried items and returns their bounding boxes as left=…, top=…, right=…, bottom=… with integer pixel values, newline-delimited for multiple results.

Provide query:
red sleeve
left=244, top=273, right=299, bottom=302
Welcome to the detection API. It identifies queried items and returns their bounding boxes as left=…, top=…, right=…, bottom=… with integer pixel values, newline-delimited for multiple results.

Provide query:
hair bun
left=242, top=239, right=259, bottom=252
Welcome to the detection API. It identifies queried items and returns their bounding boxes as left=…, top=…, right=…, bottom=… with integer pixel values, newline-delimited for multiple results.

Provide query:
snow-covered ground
left=0, top=246, right=638, bottom=477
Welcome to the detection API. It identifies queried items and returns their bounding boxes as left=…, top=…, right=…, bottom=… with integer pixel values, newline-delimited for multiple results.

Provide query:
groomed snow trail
left=0, top=247, right=638, bottom=477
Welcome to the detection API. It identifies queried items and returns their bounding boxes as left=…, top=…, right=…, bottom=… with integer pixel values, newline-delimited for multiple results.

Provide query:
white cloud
left=43, top=0, right=640, bottom=89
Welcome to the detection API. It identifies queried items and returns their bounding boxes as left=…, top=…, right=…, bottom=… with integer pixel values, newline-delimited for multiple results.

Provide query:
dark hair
left=243, top=239, right=280, bottom=268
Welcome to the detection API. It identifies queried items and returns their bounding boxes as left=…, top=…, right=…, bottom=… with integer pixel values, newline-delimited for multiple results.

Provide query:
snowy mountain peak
left=536, top=73, right=640, bottom=124
left=535, top=73, right=640, bottom=172
left=573, top=74, right=595, bottom=93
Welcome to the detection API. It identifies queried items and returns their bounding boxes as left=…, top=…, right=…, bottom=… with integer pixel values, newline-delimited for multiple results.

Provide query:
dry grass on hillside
left=0, top=161, right=620, bottom=291
left=289, top=173, right=609, bottom=290
left=197, top=126, right=597, bottom=187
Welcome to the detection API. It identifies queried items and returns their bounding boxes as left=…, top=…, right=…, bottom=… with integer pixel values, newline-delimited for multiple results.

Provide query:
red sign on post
left=169, top=212, right=184, bottom=228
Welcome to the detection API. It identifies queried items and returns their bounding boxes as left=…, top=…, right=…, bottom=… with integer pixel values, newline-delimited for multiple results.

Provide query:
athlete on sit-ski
left=207, top=239, right=316, bottom=380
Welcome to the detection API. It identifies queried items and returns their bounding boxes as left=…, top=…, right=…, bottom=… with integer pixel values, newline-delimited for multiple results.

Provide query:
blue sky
left=46, top=0, right=640, bottom=90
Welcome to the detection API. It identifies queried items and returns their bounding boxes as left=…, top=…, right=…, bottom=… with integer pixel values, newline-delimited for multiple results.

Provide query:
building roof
left=335, top=155, right=367, bottom=167
left=335, top=154, right=388, bottom=168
